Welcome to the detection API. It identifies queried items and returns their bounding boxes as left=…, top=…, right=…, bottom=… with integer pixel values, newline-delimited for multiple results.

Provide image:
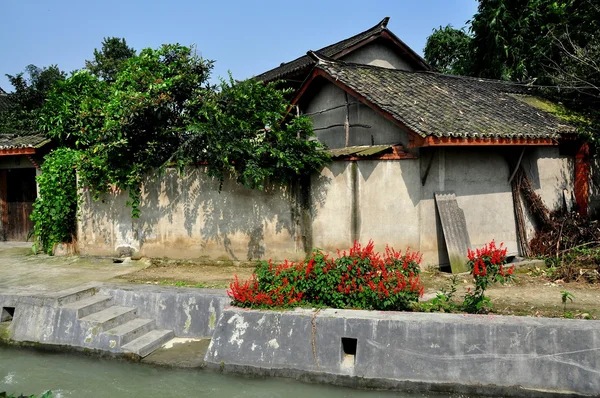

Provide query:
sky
left=0, top=0, right=478, bottom=91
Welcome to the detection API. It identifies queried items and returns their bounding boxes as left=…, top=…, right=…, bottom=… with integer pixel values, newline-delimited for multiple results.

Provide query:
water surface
left=1, top=346, right=459, bottom=398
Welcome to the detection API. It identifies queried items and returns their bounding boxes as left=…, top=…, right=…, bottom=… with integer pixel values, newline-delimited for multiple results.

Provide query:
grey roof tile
left=313, top=60, right=575, bottom=139
left=0, top=132, right=50, bottom=149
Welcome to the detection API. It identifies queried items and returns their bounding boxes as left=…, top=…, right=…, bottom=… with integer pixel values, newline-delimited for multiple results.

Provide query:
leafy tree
left=85, top=37, right=136, bottom=82
left=174, top=75, right=329, bottom=190
left=0, top=64, right=65, bottom=132
left=423, top=25, right=473, bottom=75
left=41, top=44, right=328, bottom=221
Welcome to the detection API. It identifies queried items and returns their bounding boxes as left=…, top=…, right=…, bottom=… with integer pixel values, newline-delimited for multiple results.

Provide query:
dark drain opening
left=341, top=337, right=357, bottom=367
left=1, top=307, right=15, bottom=322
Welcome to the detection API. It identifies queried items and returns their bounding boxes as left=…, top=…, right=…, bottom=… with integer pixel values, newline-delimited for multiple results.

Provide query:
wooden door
left=0, top=168, right=37, bottom=241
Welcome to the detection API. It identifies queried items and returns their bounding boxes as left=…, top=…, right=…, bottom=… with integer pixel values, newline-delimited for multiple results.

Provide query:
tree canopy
left=0, top=64, right=66, bottom=133
left=85, top=37, right=136, bottom=82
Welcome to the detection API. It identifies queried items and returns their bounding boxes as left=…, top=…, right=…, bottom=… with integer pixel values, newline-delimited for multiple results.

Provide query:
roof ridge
left=255, top=17, right=392, bottom=82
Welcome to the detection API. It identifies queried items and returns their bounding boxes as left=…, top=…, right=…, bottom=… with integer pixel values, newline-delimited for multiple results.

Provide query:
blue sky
left=0, top=0, right=477, bottom=91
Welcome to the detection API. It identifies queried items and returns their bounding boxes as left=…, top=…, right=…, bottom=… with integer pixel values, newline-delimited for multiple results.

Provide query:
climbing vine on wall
left=30, top=148, right=80, bottom=254
left=33, top=43, right=329, bottom=252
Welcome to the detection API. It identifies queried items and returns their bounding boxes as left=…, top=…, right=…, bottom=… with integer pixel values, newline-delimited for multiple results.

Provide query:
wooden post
left=344, top=92, right=350, bottom=147
left=0, top=170, right=7, bottom=241
left=575, top=142, right=590, bottom=217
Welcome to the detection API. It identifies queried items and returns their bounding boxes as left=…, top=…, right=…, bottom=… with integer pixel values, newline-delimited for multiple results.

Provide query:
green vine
left=30, top=148, right=79, bottom=254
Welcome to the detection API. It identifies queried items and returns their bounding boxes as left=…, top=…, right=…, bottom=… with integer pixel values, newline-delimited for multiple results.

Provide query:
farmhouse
left=77, top=18, right=587, bottom=269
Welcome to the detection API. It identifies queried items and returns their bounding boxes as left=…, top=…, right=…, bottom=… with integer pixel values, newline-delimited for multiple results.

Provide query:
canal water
left=1, top=346, right=462, bottom=398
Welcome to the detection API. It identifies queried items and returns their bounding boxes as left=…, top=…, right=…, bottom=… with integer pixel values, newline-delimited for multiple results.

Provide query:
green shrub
left=228, top=240, right=424, bottom=311
left=30, top=148, right=79, bottom=254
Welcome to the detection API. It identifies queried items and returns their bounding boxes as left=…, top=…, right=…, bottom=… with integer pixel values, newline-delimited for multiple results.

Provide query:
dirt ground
left=119, top=258, right=600, bottom=319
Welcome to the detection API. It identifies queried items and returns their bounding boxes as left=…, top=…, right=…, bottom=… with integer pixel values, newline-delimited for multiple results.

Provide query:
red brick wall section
left=575, top=142, right=590, bottom=216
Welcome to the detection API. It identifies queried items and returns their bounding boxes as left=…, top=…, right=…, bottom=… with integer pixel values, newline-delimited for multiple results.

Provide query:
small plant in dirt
left=463, top=240, right=514, bottom=313
left=560, top=290, right=575, bottom=312
left=416, top=276, right=459, bottom=313
left=228, top=240, right=424, bottom=311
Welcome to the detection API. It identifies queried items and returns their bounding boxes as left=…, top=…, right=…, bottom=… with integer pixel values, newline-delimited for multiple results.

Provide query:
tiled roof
left=327, top=145, right=393, bottom=158
left=0, top=93, right=11, bottom=112
left=310, top=58, right=575, bottom=139
left=0, top=132, right=50, bottom=149
left=255, top=17, right=429, bottom=83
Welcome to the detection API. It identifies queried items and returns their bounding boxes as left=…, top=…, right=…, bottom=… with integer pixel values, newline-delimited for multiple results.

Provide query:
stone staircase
left=56, top=286, right=173, bottom=357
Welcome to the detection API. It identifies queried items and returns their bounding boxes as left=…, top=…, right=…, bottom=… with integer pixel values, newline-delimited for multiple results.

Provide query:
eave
left=0, top=147, right=37, bottom=156
left=423, top=136, right=558, bottom=146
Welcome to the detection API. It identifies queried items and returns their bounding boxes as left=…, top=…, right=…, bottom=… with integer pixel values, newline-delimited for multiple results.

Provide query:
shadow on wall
left=82, top=167, right=331, bottom=261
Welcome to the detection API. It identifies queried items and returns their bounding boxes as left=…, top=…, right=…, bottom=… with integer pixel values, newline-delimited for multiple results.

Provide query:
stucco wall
left=310, top=160, right=420, bottom=254
left=304, top=82, right=409, bottom=149
left=77, top=167, right=302, bottom=261
left=77, top=152, right=574, bottom=266
left=341, top=40, right=414, bottom=71
left=418, top=147, right=574, bottom=266
left=519, top=147, right=573, bottom=239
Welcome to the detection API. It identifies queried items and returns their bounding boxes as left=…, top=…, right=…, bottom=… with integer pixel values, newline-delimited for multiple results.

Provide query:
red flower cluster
left=228, top=240, right=424, bottom=311
left=228, top=275, right=304, bottom=307
left=464, top=240, right=515, bottom=312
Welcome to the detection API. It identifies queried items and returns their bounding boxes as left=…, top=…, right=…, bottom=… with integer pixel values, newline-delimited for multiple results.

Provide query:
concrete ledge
left=98, top=284, right=230, bottom=337
left=205, top=308, right=600, bottom=396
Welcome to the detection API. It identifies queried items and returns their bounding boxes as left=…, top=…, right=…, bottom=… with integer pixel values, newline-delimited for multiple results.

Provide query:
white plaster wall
left=77, top=167, right=301, bottom=262
left=419, top=148, right=519, bottom=266
left=304, top=82, right=409, bottom=149
left=521, top=146, right=574, bottom=238
left=341, top=40, right=414, bottom=71
left=358, top=160, right=420, bottom=252
left=310, top=161, right=354, bottom=252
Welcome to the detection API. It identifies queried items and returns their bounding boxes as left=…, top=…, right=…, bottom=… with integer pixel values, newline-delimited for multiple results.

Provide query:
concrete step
left=61, top=295, right=113, bottom=318
left=103, top=318, right=156, bottom=348
left=55, top=284, right=99, bottom=305
left=79, top=306, right=137, bottom=330
left=122, top=329, right=174, bottom=357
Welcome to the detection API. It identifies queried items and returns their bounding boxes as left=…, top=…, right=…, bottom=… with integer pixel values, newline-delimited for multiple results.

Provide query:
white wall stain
left=227, top=313, right=249, bottom=348
left=64, top=321, right=73, bottom=335
left=183, top=297, right=196, bottom=334
left=267, top=339, right=279, bottom=349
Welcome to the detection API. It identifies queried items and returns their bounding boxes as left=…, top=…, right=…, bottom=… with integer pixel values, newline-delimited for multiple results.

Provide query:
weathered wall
left=206, top=308, right=600, bottom=396
left=418, top=146, right=573, bottom=266
left=520, top=147, right=574, bottom=240
left=77, top=167, right=302, bottom=261
left=310, top=160, right=420, bottom=254
left=419, top=148, right=518, bottom=266
left=304, top=82, right=410, bottom=149
left=341, top=40, right=414, bottom=71
left=77, top=147, right=575, bottom=265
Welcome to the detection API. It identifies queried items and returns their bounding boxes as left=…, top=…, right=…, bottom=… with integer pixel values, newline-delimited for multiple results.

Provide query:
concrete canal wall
left=205, top=307, right=600, bottom=397
left=2, top=285, right=600, bottom=396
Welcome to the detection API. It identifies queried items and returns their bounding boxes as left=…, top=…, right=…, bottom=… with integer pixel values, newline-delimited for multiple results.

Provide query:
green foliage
left=30, top=148, right=79, bottom=254
left=41, top=43, right=328, bottom=221
left=229, top=241, right=424, bottom=311
left=415, top=276, right=459, bottom=313
left=0, top=64, right=65, bottom=133
left=423, top=25, right=472, bottom=75
left=85, top=37, right=136, bottom=82
left=173, top=75, right=330, bottom=189
left=0, top=391, right=52, bottom=398
left=560, top=290, right=575, bottom=311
